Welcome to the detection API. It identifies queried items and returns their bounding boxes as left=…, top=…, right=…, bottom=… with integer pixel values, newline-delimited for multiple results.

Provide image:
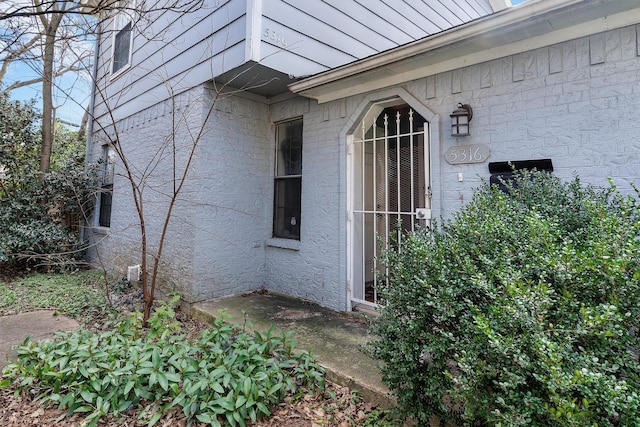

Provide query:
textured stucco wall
left=263, top=98, right=349, bottom=311
left=187, top=89, right=273, bottom=301
left=86, top=87, right=205, bottom=300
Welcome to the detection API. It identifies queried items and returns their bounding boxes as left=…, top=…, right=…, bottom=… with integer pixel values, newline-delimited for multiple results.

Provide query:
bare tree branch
left=1, top=0, right=206, bottom=21
left=0, top=33, right=40, bottom=82
left=3, top=63, right=85, bottom=91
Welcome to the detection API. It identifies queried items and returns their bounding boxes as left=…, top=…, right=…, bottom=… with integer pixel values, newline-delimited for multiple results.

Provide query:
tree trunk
left=77, top=108, right=89, bottom=142
left=37, top=4, right=62, bottom=173
left=39, top=30, right=55, bottom=172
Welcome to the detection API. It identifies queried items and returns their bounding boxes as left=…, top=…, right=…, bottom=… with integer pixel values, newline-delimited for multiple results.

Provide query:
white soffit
left=290, top=0, right=640, bottom=103
left=489, top=0, right=510, bottom=13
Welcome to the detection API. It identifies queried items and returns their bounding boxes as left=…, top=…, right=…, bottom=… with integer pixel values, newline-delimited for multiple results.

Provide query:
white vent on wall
left=127, top=264, right=141, bottom=282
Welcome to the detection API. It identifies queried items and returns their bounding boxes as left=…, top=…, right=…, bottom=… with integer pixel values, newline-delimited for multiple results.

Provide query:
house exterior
left=87, top=0, right=640, bottom=312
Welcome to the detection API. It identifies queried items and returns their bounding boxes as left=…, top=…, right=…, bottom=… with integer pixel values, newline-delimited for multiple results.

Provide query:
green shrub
left=369, top=171, right=640, bottom=426
left=0, top=93, right=97, bottom=271
left=1, top=299, right=325, bottom=427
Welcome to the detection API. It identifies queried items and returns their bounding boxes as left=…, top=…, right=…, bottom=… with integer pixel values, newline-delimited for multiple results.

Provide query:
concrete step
left=190, top=292, right=393, bottom=407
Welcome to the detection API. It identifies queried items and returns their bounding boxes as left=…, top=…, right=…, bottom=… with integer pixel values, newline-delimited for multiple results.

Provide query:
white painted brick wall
left=86, top=87, right=206, bottom=300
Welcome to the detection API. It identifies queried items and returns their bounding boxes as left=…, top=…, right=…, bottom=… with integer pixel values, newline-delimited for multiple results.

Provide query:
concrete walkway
left=191, top=292, right=393, bottom=407
left=0, top=310, right=79, bottom=368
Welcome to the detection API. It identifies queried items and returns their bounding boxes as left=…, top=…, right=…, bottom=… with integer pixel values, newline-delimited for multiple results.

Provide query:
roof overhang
left=214, top=61, right=296, bottom=98
left=289, top=0, right=640, bottom=104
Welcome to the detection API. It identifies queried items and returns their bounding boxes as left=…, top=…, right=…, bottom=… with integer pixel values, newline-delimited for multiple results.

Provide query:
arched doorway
left=349, top=102, right=431, bottom=307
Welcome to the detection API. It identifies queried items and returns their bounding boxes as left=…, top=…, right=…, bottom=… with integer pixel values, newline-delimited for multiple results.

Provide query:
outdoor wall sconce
left=450, top=103, right=473, bottom=137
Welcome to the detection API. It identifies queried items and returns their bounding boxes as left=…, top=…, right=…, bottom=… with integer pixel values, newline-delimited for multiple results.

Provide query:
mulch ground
left=0, top=380, right=377, bottom=426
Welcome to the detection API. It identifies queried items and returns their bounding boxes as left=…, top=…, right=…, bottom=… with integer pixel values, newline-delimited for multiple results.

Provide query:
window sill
left=109, top=63, right=131, bottom=81
left=91, top=226, right=110, bottom=235
left=266, top=238, right=300, bottom=251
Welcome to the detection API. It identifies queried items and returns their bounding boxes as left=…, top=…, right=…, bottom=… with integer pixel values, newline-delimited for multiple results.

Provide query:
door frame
left=343, top=92, right=441, bottom=311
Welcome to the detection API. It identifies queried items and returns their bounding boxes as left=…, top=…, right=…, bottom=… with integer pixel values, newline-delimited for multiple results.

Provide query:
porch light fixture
left=450, top=103, right=473, bottom=137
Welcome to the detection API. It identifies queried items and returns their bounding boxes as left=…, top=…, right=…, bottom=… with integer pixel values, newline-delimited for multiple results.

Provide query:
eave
left=289, top=0, right=640, bottom=104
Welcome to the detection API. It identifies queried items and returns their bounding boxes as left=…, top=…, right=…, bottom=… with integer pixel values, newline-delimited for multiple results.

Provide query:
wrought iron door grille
left=351, top=105, right=430, bottom=306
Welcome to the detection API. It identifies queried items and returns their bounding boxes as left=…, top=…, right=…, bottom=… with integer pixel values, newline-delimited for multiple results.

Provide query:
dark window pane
left=276, top=119, right=303, bottom=176
left=273, top=177, right=301, bottom=239
left=113, top=21, right=131, bottom=73
left=102, top=146, right=115, bottom=185
left=99, top=185, right=113, bottom=227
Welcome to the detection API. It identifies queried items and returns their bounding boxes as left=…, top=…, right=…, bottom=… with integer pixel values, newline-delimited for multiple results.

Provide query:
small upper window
left=112, top=11, right=132, bottom=74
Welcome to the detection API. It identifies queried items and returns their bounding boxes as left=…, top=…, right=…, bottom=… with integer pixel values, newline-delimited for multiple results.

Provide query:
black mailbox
left=488, top=159, right=553, bottom=192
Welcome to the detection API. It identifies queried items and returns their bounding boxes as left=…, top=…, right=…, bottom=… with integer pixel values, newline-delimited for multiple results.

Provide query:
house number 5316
left=445, top=143, right=490, bottom=165
left=263, top=28, right=288, bottom=47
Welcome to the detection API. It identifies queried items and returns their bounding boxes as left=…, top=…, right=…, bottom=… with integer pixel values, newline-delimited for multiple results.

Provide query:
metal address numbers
left=445, top=143, right=490, bottom=165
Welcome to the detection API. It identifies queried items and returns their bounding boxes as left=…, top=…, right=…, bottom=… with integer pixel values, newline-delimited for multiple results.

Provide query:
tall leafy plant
left=370, top=171, right=640, bottom=426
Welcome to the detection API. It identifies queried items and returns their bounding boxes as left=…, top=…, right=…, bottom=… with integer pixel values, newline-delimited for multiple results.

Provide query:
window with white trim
left=112, top=9, right=132, bottom=74
left=273, top=119, right=302, bottom=240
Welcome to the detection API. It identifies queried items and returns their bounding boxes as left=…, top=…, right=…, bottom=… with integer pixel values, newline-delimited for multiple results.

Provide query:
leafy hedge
left=0, top=93, right=96, bottom=270
left=1, top=300, right=325, bottom=427
left=370, top=171, right=640, bottom=426
left=0, top=170, right=93, bottom=266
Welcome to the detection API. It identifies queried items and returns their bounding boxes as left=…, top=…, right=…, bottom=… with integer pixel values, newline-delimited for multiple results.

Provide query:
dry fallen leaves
left=0, top=380, right=380, bottom=426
